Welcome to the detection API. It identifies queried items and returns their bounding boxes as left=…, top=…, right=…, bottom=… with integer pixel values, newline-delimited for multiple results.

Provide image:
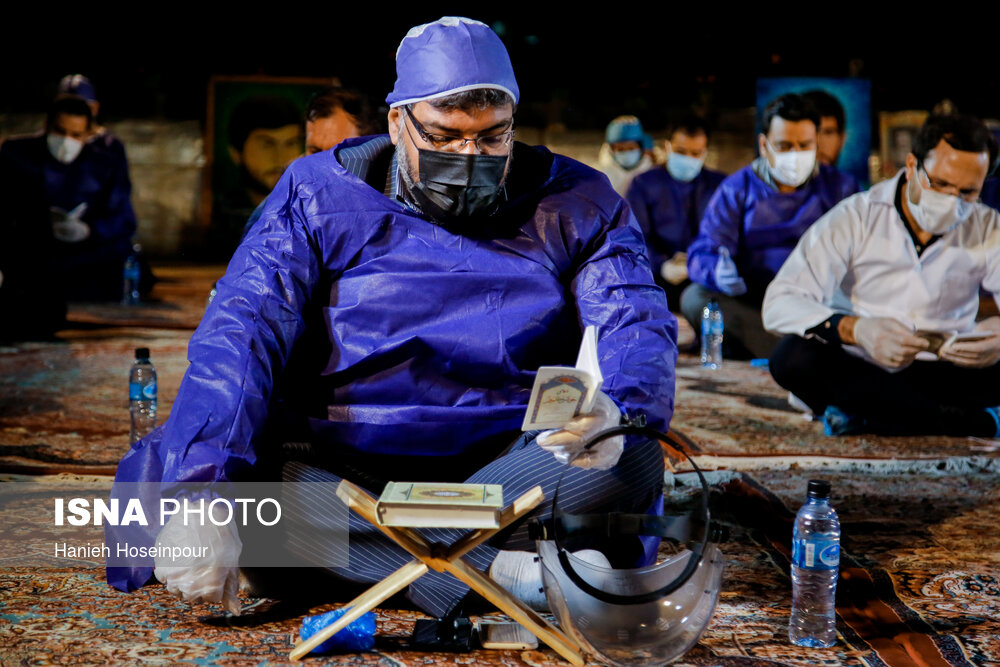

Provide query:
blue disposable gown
left=687, top=164, right=859, bottom=296
left=0, top=132, right=136, bottom=299
left=626, top=166, right=726, bottom=269
left=108, top=136, right=678, bottom=591
left=983, top=176, right=1000, bottom=212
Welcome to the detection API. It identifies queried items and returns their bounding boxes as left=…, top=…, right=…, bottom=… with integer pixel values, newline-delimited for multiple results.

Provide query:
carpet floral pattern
left=2, top=469, right=996, bottom=666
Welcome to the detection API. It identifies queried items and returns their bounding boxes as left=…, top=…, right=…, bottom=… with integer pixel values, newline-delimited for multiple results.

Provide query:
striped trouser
left=277, top=433, right=664, bottom=617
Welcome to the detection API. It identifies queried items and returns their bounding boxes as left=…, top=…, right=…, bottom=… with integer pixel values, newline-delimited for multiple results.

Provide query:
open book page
left=521, top=325, right=602, bottom=430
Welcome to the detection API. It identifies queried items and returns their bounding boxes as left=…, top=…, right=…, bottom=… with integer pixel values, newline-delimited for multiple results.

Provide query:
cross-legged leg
left=278, top=435, right=664, bottom=617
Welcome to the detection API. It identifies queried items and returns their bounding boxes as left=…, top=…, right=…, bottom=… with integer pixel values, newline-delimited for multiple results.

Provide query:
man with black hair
left=627, top=115, right=726, bottom=310
left=802, top=90, right=847, bottom=167
left=227, top=96, right=303, bottom=200
left=238, top=87, right=383, bottom=239
left=0, top=95, right=138, bottom=324
left=213, top=96, right=303, bottom=253
left=764, top=113, right=1000, bottom=437
left=304, top=86, right=382, bottom=155
left=111, top=17, right=675, bottom=619
left=681, top=93, right=858, bottom=358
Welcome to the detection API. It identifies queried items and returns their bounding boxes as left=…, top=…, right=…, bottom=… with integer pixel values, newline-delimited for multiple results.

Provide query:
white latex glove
left=154, top=507, right=243, bottom=614
left=536, top=390, right=623, bottom=470
left=713, top=246, right=746, bottom=296
left=660, top=252, right=688, bottom=285
left=51, top=204, right=90, bottom=243
left=853, top=317, right=928, bottom=369
left=939, top=318, right=1000, bottom=369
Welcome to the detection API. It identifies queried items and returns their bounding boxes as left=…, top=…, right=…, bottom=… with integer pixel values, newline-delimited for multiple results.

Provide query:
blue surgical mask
left=666, top=152, right=704, bottom=182
left=612, top=149, right=643, bottom=170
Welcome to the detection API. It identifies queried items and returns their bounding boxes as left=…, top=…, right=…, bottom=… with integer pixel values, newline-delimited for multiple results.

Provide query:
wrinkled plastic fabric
left=687, top=164, right=858, bottom=296
left=626, top=166, right=726, bottom=270
left=386, top=17, right=519, bottom=107
left=301, top=608, right=377, bottom=654
left=108, top=135, right=677, bottom=592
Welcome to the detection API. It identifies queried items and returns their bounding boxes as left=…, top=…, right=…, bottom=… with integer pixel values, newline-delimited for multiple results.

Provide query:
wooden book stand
left=289, top=479, right=585, bottom=664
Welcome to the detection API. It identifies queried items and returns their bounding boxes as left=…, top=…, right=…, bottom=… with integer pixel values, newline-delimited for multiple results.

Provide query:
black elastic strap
left=546, top=420, right=713, bottom=606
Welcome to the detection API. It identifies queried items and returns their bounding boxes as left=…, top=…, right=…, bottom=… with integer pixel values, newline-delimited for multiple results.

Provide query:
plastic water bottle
left=701, top=299, right=723, bottom=369
left=122, top=244, right=141, bottom=305
left=789, top=479, right=840, bottom=648
left=129, top=347, right=157, bottom=444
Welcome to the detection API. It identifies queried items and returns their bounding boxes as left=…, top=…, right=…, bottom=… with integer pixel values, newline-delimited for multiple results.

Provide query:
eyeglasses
left=403, top=105, right=514, bottom=154
left=918, top=163, right=980, bottom=200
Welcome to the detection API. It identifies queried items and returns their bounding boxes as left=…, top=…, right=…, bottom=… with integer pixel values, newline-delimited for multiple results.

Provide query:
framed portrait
left=202, top=75, right=336, bottom=256
left=878, top=110, right=929, bottom=179
left=756, top=78, right=872, bottom=188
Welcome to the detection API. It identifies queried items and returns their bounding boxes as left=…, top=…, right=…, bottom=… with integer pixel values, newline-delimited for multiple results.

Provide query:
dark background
left=3, top=12, right=997, bottom=132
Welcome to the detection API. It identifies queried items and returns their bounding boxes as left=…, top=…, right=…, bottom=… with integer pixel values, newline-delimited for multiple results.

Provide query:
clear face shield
left=530, top=421, right=725, bottom=666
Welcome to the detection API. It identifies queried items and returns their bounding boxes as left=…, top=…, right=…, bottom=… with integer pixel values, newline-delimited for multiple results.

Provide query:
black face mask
left=406, top=148, right=508, bottom=226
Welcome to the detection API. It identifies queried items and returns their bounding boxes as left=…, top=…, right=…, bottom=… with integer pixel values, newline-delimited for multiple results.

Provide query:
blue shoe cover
left=822, top=405, right=866, bottom=436
left=986, top=407, right=1000, bottom=438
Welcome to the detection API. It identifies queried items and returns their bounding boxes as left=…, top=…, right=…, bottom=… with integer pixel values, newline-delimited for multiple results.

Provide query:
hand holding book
left=523, top=325, right=625, bottom=470
left=536, top=390, right=623, bottom=470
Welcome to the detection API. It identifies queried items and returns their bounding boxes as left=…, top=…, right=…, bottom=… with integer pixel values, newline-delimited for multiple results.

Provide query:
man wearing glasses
left=110, top=17, right=676, bottom=617
left=763, top=114, right=1000, bottom=438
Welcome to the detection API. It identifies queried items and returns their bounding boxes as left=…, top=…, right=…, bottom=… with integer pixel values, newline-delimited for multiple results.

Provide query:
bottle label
left=702, top=316, right=723, bottom=337
left=129, top=382, right=157, bottom=401
left=792, top=537, right=839, bottom=570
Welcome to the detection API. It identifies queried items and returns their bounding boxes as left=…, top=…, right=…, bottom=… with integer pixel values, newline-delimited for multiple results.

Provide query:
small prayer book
left=375, top=482, right=504, bottom=529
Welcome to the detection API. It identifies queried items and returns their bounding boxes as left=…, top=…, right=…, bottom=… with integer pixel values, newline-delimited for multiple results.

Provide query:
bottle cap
left=807, top=479, right=831, bottom=499
left=135, top=347, right=150, bottom=360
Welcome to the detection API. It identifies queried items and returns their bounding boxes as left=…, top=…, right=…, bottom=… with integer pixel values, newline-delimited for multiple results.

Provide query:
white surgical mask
left=906, top=166, right=974, bottom=235
left=766, top=140, right=816, bottom=187
left=47, top=134, right=84, bottom=164
left=666, top=152, right=704, bottom=182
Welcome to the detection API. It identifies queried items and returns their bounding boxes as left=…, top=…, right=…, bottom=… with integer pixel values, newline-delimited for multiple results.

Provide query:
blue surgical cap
left=606, top=115, right=653, bottom=149
left=58, top=74, right=98, bottom=103
left=386, top=17, right=519, bottom=108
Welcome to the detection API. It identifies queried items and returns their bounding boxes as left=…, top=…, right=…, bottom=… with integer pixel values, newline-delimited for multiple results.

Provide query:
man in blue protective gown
left=107, top=17, right=677, bottom=618
left=627, top=115, right=726, bottom=311
left=55, top=74, right=155, bottom=297
left=0, top=95, right=137, bottom=335
left=680, top=94, right=859, bottom=358
left=597, top=115, right=655, bottom=196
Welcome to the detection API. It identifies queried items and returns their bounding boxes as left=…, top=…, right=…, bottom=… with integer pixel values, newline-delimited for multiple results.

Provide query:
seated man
left=303, top=86, right=383, bottom=156
left=0, top=95, right=137, bottom=305
left=682, top=93, right=859, bottom=358
left=239, top=86, right=382, bottom=238
left=57, top=74, right=155, bottom=297
left=597, top=115, right=654, bottom=196
left=763, top=114, right=1000, bottom=436
left=108, top=17, right=677, bottom=618
left=627, top=115, right=726, bottom=311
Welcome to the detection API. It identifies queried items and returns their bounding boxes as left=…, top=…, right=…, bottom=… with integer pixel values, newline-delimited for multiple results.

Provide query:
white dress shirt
left=763, top=172, right=1000, bottom=348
